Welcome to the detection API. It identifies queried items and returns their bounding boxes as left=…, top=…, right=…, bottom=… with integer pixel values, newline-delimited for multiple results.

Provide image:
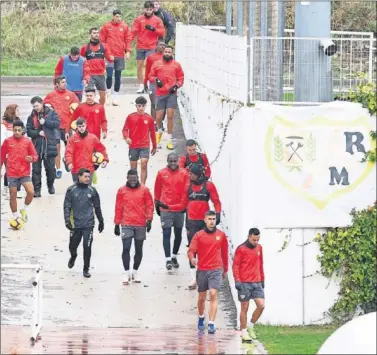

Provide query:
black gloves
left=261, top=281, right=265, bottom=289
left=155, top=204, right=161, bottom=216
left=169, top=84, right=179, bottom=94
left=65, top=221, right=73, bottom=231
left=155, top=78, right=163, bottom=88
left=146, top=220, right=152, bottom=233
left=145, top=24, right=156, bottom=31
left=156, top=200, right=169, bottom=209
left=144, top=84, right=149, bottom=93
left=216, top=213, right=221, bottom=226
left=114, top=224, right=120, bottom=236
left=235, top=282, right=242, bottom=291
left=98, top=220, right=104, bottom=233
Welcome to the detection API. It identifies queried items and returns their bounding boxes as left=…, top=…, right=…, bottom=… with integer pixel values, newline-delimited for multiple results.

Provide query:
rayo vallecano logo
left=265, top=115, right=374, bottom=209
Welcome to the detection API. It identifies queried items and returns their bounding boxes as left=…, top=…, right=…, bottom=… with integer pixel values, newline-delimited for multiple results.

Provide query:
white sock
left=242, top=328, right=248, bottom=336
left=23, top=204, right=29, bottom=211
left=166, top=257, right=171, bottom=261
left=190, top=268, right=196, bottom=280
left=139, top=84, right=144, bottom=89
left=106, top=89, right=111, bottom=94
left=113, top=91, right=119, bottom=97
left=208, top=321, right=214, bottom=325
left=57, top=168, right=62, bottom=172
left=133, top=269, right=138, bottom=275
left=167, top=133, right=172, bottom=141
left=247, top=322, right=254, bottom=328
left=158, top=128, right=163, bottom=134
left=172, top=254, right=177, bottom=259
left=12, top=212, right=18, bottom=218
left=124, top=270, right=130, bottom=279
left=199, top=314, right=204, bottom=318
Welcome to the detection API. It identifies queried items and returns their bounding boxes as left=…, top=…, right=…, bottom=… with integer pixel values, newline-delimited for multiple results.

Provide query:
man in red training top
left=44, top=75, right=79, bottom=178
left=179, top=139, right=211, bottom=180
left=170, top=164, right=221, bottom=289
left=1, top=120, right=38, bottom=225
left=131, top=1, right=165, bottom=94
left=54, top=47, right=90, bottom=102
left=188, top=210, right=229, bottom=335
left=154, top=152, right=189, bottom=270
left=71, top=87, right=107, bottom=141
left=81, top=27, right=114, bottom=105
left=122, top=96, right=157, bottom=185
left=144, top=40, right=166, bottom=121
left=114, top=169, right=154, bottom=285
left=65, top=118, right=108, bottom=184
left=233, top=228, right=265, bottom=342
left=149, top=45, right=184, bottom=150
left=100, top=9, right=132, bottom=106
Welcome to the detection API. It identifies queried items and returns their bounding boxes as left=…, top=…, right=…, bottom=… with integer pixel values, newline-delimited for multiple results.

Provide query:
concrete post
left=294, top=1, right=333, bottom=102
left=237, top=0, right=244, bottom=36
left=226, top=0, right=232, bottom=35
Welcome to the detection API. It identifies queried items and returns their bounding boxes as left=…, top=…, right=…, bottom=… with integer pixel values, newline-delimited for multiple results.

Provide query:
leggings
left=69, top=227, right=94, bottom=272
left=122, top=238, right=144, bottom=271
left=106, top=67, right=122, bottom=93
left=162, top=227, right=183, bottom=258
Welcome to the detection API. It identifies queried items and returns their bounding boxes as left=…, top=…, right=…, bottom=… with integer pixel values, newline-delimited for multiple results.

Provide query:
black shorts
left=237, top=282, right=265, bottom=302
left=107, top=57, right=125, bottom=71
left=156, top=94, right=178, bottom=111
left=57, top=128, right=69, bottom=145
left=129, top=148, right=150, bottom=161
left=197, top=269, right=222, bottom=292
left=89, top=75, right=106, bottom=91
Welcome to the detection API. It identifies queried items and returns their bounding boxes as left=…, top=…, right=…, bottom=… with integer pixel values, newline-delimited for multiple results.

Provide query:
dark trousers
left=187, top=220, right=205, bottom=269
left=122, top=238, right=144, bottom=271
left=69, top=227, right=94, bottom=271
left=162, top=227, right=183, bottom=258
left=32, top=156, right=56, bottom=191
left=106, top=67, right=122, bottom=92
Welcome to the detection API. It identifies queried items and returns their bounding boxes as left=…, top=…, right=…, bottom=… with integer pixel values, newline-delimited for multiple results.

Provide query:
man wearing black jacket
left=64, top=168, right=104, bottom=278
left=153, top=1, right=175, bottom=44
left=26, top=96, right=60, bottom=197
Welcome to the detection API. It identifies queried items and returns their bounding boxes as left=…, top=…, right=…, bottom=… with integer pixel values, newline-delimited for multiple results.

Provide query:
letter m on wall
left=329, top=167, right=350, bottom=186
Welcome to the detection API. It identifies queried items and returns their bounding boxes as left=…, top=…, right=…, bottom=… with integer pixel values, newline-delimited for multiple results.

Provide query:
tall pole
left=247, top=0, right=256, bottom=103
left=277, top=0, right=285, bottom=101
left=237, top=0, right=244, bottom=36
left=294, top=1, right=333, bottom=102
left=226, top=0, right=232, bottom=35
left=260, top=0, right=268, bottom=100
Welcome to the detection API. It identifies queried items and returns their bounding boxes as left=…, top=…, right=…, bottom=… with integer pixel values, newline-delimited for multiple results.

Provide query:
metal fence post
left=260, top=0, right=268, bottom=101
left=237, top=0, right=243, bottom=36
left=226, top=0, right=232, bottom=35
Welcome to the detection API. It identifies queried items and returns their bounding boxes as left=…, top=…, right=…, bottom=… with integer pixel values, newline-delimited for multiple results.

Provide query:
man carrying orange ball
left=64, top=118, right=109, bottom=184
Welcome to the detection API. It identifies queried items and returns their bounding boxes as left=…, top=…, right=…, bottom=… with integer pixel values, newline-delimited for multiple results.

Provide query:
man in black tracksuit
left=153, top=1, right=175, bottom=44
left=26, top=96, right=60, bottom=197
left=63, top=168, right=104, bottom=278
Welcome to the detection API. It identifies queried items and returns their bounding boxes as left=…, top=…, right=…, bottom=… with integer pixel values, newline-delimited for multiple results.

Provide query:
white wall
left=176, top=27, right=376, bottom=324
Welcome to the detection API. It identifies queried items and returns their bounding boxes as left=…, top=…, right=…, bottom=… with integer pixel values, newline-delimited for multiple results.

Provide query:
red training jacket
left=99, top=21, right=132, bottom=57
left=154, top=167, right=189, bottom=212
left=114, top=185, right=154, bottom=226
left=178, top=153, right=211, bottom=180
left=1, top=136, right=38, bottom=178
left=144, top=51, right=163, bottom=85
left=122, top=112, right=156, bottom=150
left=188, top=228, right=229, bottom=273
left=44, top=89, right=79, bottom=132
left=149, top=59, right=184, bottom=96
left=64, top=132, right=109, bottom=174
left=232, top=243, right=264, bottom=283
left=131, top=15, right=165, bottom=50
left=80, top=43, right=113, bottom=76
left=71, top=102, right=107, bottom=140
left=54, top=56, right=90, bottom=85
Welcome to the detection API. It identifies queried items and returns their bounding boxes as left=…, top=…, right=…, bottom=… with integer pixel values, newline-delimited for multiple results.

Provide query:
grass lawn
left=255, top=324, right=337, bottom=354
left=1, top=8, right=138, bottom=77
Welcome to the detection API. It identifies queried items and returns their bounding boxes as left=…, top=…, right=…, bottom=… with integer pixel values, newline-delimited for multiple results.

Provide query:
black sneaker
left=166, top=260, right=173, bottom=271
left=171, top=257, right=180, bottom=269
left=68, top=257, right=76, bottom=269
left=34, top=190, right=41, bottom=198
left=83, top=270, right=91, bottom=278
left=48, top=186, right=55, bottom=195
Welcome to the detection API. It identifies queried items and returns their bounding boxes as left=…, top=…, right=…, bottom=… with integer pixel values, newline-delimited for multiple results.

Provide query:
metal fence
left=176, top=24, right=376, bottom=104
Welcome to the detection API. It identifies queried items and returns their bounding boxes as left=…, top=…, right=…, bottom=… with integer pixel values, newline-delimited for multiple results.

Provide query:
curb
left=1, top=76, right=139, bottom=84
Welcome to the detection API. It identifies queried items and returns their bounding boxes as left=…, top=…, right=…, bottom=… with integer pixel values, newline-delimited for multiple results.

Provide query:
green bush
left=349, top=80, right=377, bottom=163
left=315, top=202, right=377, bottom=323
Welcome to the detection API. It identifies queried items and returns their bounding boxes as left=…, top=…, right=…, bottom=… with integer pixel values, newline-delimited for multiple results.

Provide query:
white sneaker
left=112, top=93, right=119, bottom=106
left=188, top=279, right=197, bottom=290
left=136, top=85, right=144, bottom=94
left=122, top=276, right=131, bottom=285
left=132, top=272, right=141, bottom=283
left=106, top=91, right=112, bottom=106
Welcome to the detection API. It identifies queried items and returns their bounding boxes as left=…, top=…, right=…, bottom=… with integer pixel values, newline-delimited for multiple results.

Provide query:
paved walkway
left=1, top=92, right=263, bottom=353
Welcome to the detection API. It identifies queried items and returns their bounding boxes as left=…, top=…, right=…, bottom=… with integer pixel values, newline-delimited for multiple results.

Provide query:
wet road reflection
left=2, top=325, right=259, bottom=354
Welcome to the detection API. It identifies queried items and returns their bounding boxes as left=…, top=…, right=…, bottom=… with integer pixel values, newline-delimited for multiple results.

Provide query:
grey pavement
left=1, top=91, right=265, bottom=354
